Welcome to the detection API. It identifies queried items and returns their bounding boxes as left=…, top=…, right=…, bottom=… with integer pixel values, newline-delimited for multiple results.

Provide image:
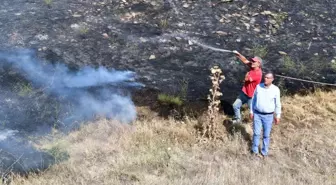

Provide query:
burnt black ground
left=0, top=0, right=335, bottom=100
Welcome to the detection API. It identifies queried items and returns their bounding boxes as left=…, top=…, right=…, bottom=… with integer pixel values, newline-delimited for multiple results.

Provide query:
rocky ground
left=0, top=0, right=335, bottom=100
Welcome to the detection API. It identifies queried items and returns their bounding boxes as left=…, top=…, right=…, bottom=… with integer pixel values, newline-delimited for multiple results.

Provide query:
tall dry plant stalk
left=201, top=66, right=225, bottom=140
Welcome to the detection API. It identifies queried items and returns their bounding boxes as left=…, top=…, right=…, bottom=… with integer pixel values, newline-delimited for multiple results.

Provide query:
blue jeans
left=232, top=91, right=252, bottom=120
left=252, top=113, right=274, bottom=156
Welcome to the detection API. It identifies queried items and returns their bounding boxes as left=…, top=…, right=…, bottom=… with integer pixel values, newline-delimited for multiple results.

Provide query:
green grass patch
left=15, top=82, right=33, bottom=97
left=251, top=45, right=268, bottom=58
left=273, top=12, right=288, bottom=25
left=158, top=94, right=183, bottom=106
left=44, top=0, right=52, bottom=5
left=159, top=17, right=169, bottom=29
left=44, top=141, right=70, bottom=163
left=282, top=55, right=296, bottom=70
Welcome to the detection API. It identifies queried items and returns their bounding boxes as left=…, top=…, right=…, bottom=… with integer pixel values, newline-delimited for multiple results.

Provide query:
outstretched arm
left=233, top=50, right=250, bottom=65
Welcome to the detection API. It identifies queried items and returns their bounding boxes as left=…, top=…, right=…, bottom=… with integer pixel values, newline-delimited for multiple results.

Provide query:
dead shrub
left=198, top=66, right=225, bottom=140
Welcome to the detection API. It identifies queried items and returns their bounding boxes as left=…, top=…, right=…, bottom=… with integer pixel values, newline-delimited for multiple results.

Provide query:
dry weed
left=199, top=66, right=225, bottom=140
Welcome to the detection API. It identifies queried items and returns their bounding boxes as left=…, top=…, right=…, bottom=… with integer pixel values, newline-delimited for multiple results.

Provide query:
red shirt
left=242, top=67, right=262, bottom=98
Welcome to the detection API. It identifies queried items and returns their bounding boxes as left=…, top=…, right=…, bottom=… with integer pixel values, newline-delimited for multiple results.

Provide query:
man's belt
left=254, top=109, right=274, bottom=115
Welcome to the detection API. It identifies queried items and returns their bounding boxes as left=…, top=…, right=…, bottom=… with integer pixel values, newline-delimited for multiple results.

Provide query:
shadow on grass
left=223, top=119, right=253, bottom=147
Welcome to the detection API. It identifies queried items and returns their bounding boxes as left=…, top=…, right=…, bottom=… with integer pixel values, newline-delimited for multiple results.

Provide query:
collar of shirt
left=260, top=83, right=274, bottom=89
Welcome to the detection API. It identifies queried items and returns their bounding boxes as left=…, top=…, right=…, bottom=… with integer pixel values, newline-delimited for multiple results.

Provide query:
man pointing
left=231, top=50, right=263, bottom=123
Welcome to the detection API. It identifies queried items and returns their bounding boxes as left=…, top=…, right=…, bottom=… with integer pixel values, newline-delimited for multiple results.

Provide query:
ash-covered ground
left=0, top=0, right=335, bottom=99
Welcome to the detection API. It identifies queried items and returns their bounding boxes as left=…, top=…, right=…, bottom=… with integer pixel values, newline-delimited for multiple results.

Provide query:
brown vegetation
left=10, top=90, right=336, bottom=185
left=199, top=66, right=225, bottom=140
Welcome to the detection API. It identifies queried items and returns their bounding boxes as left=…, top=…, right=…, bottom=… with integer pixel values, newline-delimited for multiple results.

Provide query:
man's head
left=250, top=56, right=262, bottom=69
left=264, top=71, right=274, bottom=86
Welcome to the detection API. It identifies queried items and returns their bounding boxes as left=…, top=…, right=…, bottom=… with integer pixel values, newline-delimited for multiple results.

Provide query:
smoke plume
left=0, top=49, right=140, bottom=125
left=0, top=49, right=141, bottom=176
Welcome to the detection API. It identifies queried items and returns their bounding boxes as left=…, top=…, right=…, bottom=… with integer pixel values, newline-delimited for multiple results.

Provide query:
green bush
left=44, top=0, right=52, bottom=5
left=251, top=45, right=268, bottom=58
left=15, top=82, right=33, bottom=97
left=157, top=94, right=183, bottom=106
left=46, top=144, right=69, bottom=162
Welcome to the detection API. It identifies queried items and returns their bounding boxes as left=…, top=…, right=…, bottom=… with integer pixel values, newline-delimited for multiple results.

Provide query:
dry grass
left=9, top=90, right=336, bottom=185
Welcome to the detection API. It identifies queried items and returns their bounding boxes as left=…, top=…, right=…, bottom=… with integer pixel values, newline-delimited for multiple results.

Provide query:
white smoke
left=0, top=49, right=142, bottom=175
left=0, top=49, right=141, bottom=125
left=0, top=129, right=18, bottom=141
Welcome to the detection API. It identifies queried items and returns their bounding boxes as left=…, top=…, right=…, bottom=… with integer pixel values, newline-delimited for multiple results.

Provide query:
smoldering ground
left=0, top=49, right=141, bottom=176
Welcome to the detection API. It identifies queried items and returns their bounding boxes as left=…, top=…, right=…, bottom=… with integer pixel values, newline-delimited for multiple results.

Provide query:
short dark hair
left=264, top=71, right=274, bottom=78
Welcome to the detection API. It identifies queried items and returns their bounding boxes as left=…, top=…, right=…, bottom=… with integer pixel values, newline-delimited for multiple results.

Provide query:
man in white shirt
left=250, top=71, right=281, bottom=157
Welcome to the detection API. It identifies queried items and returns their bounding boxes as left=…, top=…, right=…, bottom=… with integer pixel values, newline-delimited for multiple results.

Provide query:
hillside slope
left=0, top=0, right=335, bottom=99
left=11, top=90, right=336, bottom=185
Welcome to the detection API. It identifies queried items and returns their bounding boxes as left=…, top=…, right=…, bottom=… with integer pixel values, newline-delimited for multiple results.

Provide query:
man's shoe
left=261, top=154, right=270, bottom=160
left=250, top=152, right=262, bottom=160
